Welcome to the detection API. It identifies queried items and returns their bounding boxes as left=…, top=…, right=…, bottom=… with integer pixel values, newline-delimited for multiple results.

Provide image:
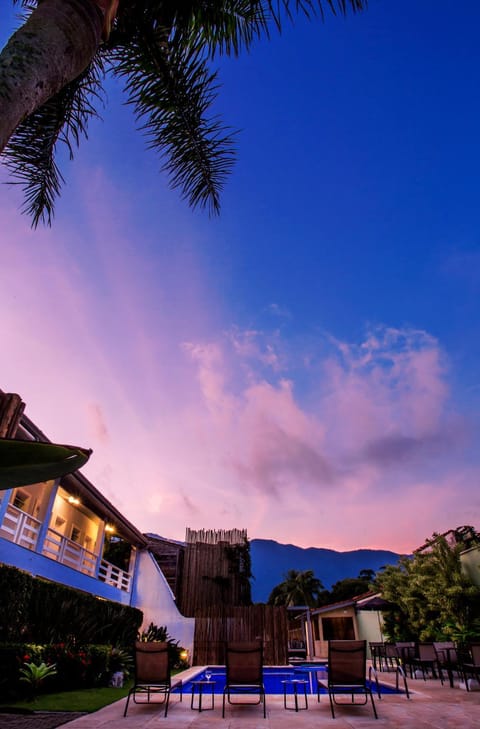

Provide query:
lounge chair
left=460, top=643, right=480, bottom=690
left=411, top=643, right=444, bottom=683
left=222, top=640, right=266, bottom=718
left=395, top=641, right=416, bottom=677
left=434, top=641, right=459, bottom=688
left=317, top=639, right=378, bottom=719
left=369, top=642, right=386, bottom=672
left=123, top=641, right=182, bottom=717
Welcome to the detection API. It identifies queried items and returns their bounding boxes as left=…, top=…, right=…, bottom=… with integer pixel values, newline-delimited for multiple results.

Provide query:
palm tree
left=268, top=569, right=324, bottom=607
left=0, top=0, right=366, bottom=225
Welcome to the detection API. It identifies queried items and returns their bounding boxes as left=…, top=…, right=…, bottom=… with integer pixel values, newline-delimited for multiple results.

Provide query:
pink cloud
left=1, top=177, right=476, bottom=555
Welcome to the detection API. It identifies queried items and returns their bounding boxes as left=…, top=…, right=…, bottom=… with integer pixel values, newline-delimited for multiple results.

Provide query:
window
left=322, top=617, right=355, bottom=641
left=13, top=490, right=29, bottom=511
left=71, top=525, right=81, bottom=543
left=55, top=516, right=66, bottom=531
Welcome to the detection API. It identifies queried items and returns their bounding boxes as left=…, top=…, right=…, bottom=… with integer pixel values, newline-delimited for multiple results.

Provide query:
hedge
left=0, top=564, right=142, bottom=645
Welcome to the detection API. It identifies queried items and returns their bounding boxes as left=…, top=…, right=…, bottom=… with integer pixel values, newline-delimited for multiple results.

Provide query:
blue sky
left=1, top=1, right=479, bottom=552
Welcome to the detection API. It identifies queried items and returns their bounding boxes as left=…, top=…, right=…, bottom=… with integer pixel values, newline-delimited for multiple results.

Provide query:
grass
left=0, top=670, right=184, bottom=713
left=0, top=684, right=130, bottom=713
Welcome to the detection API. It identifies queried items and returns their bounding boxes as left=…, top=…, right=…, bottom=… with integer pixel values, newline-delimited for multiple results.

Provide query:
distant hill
left=250, top=538, right=403, bottom=603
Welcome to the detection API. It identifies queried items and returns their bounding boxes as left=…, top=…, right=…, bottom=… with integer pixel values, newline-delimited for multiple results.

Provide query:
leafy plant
left=19, top=661, right=57, bottom=699
left=108, top=647, right=133, bottom=676
left=137, top=623, right=184, bottom=667
left=375, top=530, right=480, bottom=642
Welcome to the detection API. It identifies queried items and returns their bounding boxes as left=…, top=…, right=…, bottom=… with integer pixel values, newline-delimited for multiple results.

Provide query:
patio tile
left=57, top=675, right=480, bottom=729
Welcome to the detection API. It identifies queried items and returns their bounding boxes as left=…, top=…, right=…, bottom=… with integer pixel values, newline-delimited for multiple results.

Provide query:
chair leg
left=164, top=689, right=170, bottom=717
left=328, top=690, right=335, bottom=718
left=123, top=689, right=132, bottom=717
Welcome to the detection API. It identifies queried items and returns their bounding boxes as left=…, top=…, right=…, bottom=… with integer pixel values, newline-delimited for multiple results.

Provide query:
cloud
left=182, top=324, right=458, bottom=508
left=1, top=173, right=476, bottom=554
left=265, top=302, right=292, bottom=320
left=86, top=402, right=109, bottom=444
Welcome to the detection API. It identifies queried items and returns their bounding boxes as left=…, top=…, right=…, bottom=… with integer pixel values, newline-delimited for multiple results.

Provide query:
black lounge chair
left=222, top=640, right=266, bottom=718
left=434, top=641, right=459, bottom=688
left=460, top=643, right=480, bottom=690
left=411, top=643, right=444, bottom=683
left=123, top=641, right=182, bottom=717
left=317, top=639, right=378, bottom=719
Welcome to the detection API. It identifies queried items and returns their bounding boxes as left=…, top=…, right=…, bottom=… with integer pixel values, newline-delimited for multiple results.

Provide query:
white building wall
left=132, top=550, right=195, bottom=659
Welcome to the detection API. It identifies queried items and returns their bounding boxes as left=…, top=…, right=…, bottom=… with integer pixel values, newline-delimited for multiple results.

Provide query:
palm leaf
left=8, top=0, right=367, bottom=222
left=113, top=25, right=235, bottom=214
left=2, top=55, right=105, bottom=227
left=0, top=439, right=92, bottom=490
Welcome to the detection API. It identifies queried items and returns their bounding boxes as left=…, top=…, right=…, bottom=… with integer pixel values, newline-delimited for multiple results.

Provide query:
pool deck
left=59, top=664, right=480, bottom=729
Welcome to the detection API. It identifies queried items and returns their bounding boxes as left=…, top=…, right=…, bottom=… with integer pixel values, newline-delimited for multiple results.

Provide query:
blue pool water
left=174, top=665, right=402, bottom=695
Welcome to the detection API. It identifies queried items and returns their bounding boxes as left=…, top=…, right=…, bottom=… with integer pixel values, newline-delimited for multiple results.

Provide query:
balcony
left=43, top=528, right=131, bottom=591
left=1, top=505, right=133, bottom=593
left=43, top=527, right=98, bottom=576
left=0, top=503, right=41, bottom=550
left=98, top=559, right=131, bottom=592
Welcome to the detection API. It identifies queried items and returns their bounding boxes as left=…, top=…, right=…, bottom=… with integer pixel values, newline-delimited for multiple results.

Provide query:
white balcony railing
left=98, top=559, right=131, bottom=592
left=0, top=503, right=41, bottom=550
left=1, top=506, right=132, bottom=593
left=43, top=528, right=97, bottom=577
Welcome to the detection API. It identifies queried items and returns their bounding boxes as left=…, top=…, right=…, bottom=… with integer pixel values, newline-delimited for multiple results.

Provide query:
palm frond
left=3, top=54, right=105, bottom=227
left=270, top=0, right=366, bottom=24
left=113, top=26, right=235, bottom=215
left=165, top=0, right=271, bottom=57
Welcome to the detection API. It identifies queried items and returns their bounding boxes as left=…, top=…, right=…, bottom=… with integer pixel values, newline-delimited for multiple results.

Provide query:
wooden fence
left=193, top=605, right=288, bottom=665
left=178, top=541, right=250, bottom=616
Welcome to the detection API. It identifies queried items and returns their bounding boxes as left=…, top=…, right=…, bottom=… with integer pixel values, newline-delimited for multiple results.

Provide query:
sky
left=1, top=0, right=479, bottom=555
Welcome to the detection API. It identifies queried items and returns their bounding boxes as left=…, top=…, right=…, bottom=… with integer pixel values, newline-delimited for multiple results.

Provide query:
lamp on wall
left=105, top=524, right=115, bottom=533
left=68, top=495, right=80, bottom=505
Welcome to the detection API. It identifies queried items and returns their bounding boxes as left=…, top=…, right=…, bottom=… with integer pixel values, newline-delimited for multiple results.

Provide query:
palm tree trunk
left=0, top=0, right=103, bottom=154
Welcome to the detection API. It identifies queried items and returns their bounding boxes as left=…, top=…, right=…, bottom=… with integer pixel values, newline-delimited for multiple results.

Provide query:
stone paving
left=0, top=713, right=86, bottom=729
left=1, top=669, right=479, bottom=729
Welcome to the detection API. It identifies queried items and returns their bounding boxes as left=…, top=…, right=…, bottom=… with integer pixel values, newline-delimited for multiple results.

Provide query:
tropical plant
left=0, top=438, right=91, bottom=490
left=0, top=0, right=366, bottom=226
left=375, top=531, right=480, bottom=642
left=108, top=646, right=133, bottom=676
left=19, top=660, right=57, bottom=699
left=268, top=569, right=324, bottom=607
left=137, top=622, right=185, bottom=667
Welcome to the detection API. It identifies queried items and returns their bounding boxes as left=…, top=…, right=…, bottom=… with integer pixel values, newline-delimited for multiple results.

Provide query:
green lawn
left=1, top=670, right=185, bottom=713
left=0, top=684, right=130, bottom=713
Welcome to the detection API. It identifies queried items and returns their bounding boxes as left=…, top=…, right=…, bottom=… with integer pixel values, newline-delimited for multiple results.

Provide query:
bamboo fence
left=193, top=604, right=288, bottom=666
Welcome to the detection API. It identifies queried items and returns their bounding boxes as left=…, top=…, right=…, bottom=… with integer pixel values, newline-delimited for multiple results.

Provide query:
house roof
left=310, top=591, right=380, bottom=616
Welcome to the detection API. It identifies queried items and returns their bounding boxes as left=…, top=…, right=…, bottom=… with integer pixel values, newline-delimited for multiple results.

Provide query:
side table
left=282, top=679, right=308, bottom=711
left=190, top=680, right=215, bottom=712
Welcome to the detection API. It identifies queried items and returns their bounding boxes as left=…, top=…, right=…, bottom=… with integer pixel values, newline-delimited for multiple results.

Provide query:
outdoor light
left=68, top=495, right=80, bottom=505
left=105, top=524, right=115, bottom=533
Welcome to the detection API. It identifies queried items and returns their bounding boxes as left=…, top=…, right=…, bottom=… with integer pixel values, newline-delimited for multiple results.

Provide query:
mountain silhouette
left=250, top=538, right=403, bottom=603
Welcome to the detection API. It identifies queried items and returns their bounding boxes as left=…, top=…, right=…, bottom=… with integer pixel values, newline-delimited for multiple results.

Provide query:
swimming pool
left=174, top=665, right=402, bottom=695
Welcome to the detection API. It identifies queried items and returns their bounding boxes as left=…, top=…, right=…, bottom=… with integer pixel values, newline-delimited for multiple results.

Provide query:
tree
left=268, top=569, right=324, bottom=607
left=375, top=531, right=480, bottom=643
left=324, top=571, right=374, bottom=604
left=0, top=1, right=366, bottom=225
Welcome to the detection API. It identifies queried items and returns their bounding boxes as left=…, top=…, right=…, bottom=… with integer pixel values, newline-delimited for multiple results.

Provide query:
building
left=0, top=391, right=194, bottom=654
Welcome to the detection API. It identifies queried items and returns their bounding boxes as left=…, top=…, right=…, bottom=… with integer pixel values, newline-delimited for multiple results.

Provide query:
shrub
left=19, top=661, right=57, bottom=700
